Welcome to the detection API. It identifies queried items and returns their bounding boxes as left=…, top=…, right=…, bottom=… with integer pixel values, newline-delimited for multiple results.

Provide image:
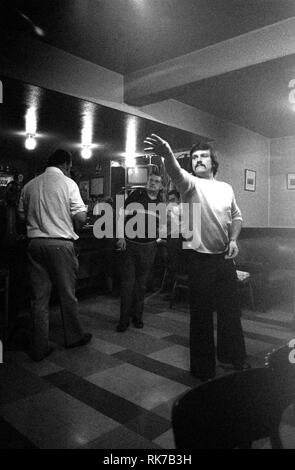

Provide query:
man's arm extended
left=144, top=134, right=181, bottom=181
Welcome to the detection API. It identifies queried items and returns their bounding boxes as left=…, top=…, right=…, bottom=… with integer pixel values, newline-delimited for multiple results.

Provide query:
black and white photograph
left=287, top=173, right=295, bottom=190
left=1, top=0, right=295, bottom=454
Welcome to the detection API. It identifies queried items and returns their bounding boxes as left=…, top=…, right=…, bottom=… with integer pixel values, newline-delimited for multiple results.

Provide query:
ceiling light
left=81, top=146, right=92, bottom=159
left=25, top=134, right=36, bottom=150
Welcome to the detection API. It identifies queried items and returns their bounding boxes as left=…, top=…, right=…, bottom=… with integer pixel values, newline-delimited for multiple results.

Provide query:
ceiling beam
left=124, top=17, right=295, bottom=106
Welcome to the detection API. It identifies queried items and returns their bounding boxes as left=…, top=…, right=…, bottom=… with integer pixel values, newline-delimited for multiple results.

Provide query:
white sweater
left=173, top=169, right=242, bottom=254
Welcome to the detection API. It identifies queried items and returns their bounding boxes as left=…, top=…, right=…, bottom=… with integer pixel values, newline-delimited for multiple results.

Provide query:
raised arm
left=144, top=134, right=181, bottom=181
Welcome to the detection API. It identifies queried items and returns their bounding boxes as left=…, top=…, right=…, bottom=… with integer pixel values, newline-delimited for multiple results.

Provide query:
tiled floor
left=0, top=292, right=294, bottom=449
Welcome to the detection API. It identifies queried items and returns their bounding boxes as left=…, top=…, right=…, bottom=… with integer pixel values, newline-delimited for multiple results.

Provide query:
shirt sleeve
left=231, top=189, right=243, bottom=222
left=69, top=180, right=87, bottom=216
left=172, top=169, right=195, bottom=195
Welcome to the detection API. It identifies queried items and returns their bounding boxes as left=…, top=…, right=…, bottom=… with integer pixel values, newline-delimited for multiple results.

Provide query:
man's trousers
left=119, top=240, right=157, bottom=326
left=27, top=238, right=85, bottom=359
left=186, top=250, right=246, bottom=378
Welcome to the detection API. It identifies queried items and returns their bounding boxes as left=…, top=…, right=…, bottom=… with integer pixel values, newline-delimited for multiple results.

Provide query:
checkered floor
left=0, top=292, right=294, bottom=449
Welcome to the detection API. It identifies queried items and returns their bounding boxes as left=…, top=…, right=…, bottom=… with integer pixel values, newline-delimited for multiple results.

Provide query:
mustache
left=196, top=163, right=205, bottom=167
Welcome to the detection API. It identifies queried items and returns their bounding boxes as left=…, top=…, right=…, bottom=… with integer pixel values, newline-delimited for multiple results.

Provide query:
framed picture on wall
left=287, top=173, right=295, bottom=190
left=244, top=169, right=256, bottom=192
left=79, top=180, right=90, bottom=202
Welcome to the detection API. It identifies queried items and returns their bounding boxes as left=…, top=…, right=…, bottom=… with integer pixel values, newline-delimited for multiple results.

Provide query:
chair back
left=172, top=368, right=281, bottom=449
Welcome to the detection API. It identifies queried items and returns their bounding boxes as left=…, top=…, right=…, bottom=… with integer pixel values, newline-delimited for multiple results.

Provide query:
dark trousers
left=186, top=250, right=246, bottom=377
left=119, top=240, right=157, bottom=326
left=27, top=239, right=85, bottom=358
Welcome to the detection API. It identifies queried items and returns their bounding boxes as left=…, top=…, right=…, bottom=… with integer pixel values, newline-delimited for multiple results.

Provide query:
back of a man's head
left=47, top=149, right=72, bottom=168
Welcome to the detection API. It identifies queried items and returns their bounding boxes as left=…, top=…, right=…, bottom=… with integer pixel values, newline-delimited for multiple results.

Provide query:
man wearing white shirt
left=18, top=149, right=92, bottom=361
left=144, top=135, right=248, bottom=381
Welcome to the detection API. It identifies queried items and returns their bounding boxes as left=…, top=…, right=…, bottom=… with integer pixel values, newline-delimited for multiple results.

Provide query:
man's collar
left=45, top=166, right=64, bottom=175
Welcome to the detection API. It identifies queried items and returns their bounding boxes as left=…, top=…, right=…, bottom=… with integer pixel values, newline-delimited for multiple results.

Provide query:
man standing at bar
left=116, top=172, right=163, bottom=332
left=144, top=135, right=248, bottom=381
left=18, top=149, right=92, bottom=361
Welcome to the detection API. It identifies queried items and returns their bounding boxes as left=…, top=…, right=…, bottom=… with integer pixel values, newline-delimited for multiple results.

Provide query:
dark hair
left=168, top=189, right=180, bottom=200
left=189, top=142, right=219, bottom=176
left=47, top=149, right=72, bottom=167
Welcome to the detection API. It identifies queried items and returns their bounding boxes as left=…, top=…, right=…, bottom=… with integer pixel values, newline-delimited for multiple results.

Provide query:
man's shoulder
left=64, top=174, right=78, bottom=187
left=22, top=173, right=43, bottom=191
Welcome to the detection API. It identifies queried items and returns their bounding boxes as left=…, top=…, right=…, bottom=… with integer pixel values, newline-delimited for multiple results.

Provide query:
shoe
left=66, top=333, right=92, bottom=349
left=132, top=319, right=144, bottom=329
left=31, top=346, right=54, bottom=362
left=116, top=323, right=129, bottom=332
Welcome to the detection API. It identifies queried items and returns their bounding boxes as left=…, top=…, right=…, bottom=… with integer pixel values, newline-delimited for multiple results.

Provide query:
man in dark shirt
left=116, top=173, right=163, bottom=332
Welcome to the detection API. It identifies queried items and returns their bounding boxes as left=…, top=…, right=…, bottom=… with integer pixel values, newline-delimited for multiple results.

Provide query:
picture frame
left=79, top=180, right=90, bottom=202
left=287, top=173, right=295, bottom=190
left=244, top=169, right=256, bottom=192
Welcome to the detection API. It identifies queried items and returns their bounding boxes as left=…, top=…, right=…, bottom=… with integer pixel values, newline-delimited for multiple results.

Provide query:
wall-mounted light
left=25, top=134, right=37, bottom=150
left=25, top=106, right=38, bottom=150
left=22, top=86, right=43, bottom=149
left=80, top=102, right=96, bottom=160
left=25, top=107, right=37, bottom=135
left=125, top=116, right=138, bottom=167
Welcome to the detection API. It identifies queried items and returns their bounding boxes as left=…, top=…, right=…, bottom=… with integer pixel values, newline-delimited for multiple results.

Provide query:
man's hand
left=73, top=211, right=87, bottom=232
left=225, top=240, right=239, bottom=259
left=117, top=238, right=126, bottom=251
left=144, top=134, right=173, bottom=159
